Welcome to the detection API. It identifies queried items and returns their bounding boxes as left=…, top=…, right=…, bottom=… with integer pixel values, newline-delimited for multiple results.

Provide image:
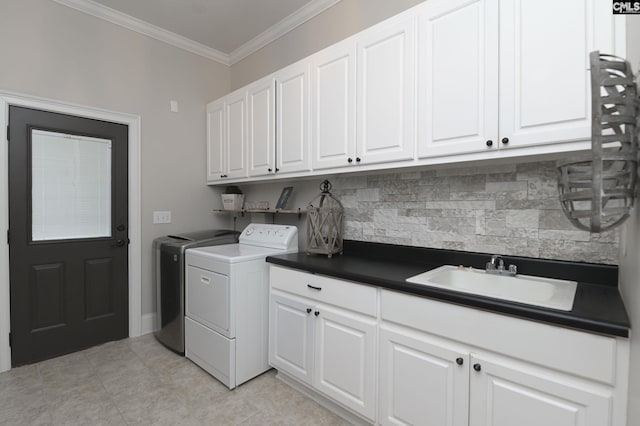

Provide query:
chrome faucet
left=486, top=254, right=517, bottom=276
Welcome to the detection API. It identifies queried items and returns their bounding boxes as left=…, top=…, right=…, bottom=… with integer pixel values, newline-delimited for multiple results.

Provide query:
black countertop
left=267, top=240, right=630, bottom=338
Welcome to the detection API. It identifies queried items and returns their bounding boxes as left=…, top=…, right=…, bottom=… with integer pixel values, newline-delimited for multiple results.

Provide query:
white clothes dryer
left=184, top=223, right=298, bottom=389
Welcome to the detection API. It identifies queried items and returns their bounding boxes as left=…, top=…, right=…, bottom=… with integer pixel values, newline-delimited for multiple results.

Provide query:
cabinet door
left=417, top=0, right=499, bottom=158
left=225, top=89, right=248, bottom=179
left=498, top=0, right=604, bottom=148
left=356, top=13, right=416, bottom=165
left=314, top=304, right=377, bottom=421
left=379, top=325, right=469, bottom=426
left=469, top=354, right=612, bottom=426
left=276, top=61, right=311, bottom=174
left=311, top=38, right=357, bottom=170
left=206, top=98, right=225, bottom=183
left=247, top=77, right=276, bottom=177
left=269, top=291, right=315, bottom=385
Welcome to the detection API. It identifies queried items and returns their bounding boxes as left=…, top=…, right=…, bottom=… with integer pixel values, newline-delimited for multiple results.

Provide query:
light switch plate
left=153, top=211, right=172, bottom=224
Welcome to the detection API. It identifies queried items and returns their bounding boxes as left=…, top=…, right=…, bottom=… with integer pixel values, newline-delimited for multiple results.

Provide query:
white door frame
left=0, top=91, right=142, bottom=372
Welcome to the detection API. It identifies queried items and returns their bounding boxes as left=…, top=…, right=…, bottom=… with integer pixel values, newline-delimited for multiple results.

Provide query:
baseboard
left=140, top=313, right=156, bottom=335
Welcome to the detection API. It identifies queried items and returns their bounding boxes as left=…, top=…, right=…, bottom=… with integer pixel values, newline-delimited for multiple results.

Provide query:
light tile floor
left=0, top=334, right=351, bottom=425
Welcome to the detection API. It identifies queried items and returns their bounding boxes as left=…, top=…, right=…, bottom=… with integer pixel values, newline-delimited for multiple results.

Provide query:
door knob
left=473, top=363, right=482, bottom=372
left=347, top=158, right=353, bottom=163
left=306, top=308, right=312, bottom=314
left=486, top=140, right=493, bottom=147
left=456, top=357, right=464, bottom=366
left=501, top=137, right=509, bottom=144
left=314, top=311, right=320, bottom=316
left=355, top=157, right=361, bottom=163
left=268, top=168, right=272, bottom=172
left=115, top=239, right=125, bottom=247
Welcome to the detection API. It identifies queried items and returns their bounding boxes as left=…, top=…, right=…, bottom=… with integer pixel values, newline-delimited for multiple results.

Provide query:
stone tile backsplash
left=331, top=161, right=619, bottom=265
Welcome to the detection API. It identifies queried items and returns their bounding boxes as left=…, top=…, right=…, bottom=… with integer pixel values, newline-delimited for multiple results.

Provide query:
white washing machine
left=184, top=223, right=298, bottom=389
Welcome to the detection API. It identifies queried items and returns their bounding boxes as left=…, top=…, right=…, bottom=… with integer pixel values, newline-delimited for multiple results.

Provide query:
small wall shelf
left=213, top=208, right=305, bottom=219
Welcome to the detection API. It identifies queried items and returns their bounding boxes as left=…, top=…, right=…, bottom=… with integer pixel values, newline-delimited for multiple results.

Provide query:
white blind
left=31, top=129, right=112, bottom=241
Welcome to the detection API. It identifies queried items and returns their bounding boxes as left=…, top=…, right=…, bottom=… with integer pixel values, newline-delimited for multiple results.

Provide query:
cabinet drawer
left=381, top=290, right=618, bottom=385
left=270, top=266, right=377, bottom=316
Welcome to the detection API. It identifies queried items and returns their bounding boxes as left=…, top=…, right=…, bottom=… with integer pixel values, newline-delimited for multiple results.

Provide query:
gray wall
left=0, top=0, right=232, bottom=315
left=618, top=15, right=640, bottom=425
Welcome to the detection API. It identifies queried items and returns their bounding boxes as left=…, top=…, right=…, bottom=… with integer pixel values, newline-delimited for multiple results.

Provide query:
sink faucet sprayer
left=486, top=254, right=517, bottom=276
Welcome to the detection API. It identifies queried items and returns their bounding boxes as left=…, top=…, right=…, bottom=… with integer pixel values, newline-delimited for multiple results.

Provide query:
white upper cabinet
left=206, top=98, right=225, bottom=183
left=208, top=0, right=623, bottom=183
left=499, top=0, right=611, bottom=149
left=417, top=0, right=499, bottom=158
left=247, top=76, right=276, bottom=177
left=206, top=90, right=248, bottom=183
left=276, top=60, right=311, bottom=174
left=356, top=13, right=416, bottom=165
left=311, top=38, right=357, bottom=171
left=418, top=0, right=619, bottom=157
left=225, top=89, right=248, bottom=179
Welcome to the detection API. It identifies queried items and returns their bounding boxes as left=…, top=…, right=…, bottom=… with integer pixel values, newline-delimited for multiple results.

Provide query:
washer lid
left=187, top=244, right=294, bottom=263
left=168, top=229, right=237, bottom=242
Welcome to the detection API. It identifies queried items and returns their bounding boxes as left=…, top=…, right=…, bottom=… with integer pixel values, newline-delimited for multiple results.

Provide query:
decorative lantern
left=306, top=180, right=344, bottom=257
left=557, top=51, right=639, bottom=232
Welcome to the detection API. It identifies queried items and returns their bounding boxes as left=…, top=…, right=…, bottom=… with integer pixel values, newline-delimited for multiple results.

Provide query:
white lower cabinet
left=269, top=266, right=378, bottom=422
left=314, top=304, right=377, bottom=420
left=379, top=325, right=469, bottom=426
left=269, top=267, right=627, bottom=426
left=469, top=353, right=611, bottom=426
left=380, top=323, right=613, bottom=426
left=270, top=292, right=315, bottom=385
left=269, top=288, right=377, bottom=422
left=379, top=289, right=623, bottom=426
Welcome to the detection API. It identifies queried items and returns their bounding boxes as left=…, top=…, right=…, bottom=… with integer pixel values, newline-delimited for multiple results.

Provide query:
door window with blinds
left=31, top=129, right=112, bottom=241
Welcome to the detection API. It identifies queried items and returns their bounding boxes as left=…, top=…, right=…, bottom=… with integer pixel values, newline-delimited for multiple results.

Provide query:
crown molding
left=52, top=0, right=342, bottom=67
left=51, top=0, right=231, bottom=65
left=228, top=0, right=341, bottom=65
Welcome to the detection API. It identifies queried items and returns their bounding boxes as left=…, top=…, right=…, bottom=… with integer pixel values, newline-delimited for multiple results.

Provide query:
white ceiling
left=53, top=0, right=341, bottom=65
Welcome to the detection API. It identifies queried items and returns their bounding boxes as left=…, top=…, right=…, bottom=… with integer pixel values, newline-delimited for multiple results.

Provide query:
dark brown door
left=8, top=106, right=129, bottom=366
